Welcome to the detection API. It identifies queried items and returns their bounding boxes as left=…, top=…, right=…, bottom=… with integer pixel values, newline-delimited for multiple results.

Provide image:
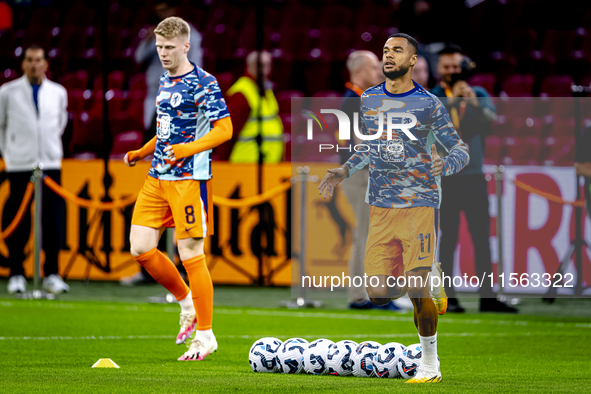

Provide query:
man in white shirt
left=0, top=45, right=69, bottom=295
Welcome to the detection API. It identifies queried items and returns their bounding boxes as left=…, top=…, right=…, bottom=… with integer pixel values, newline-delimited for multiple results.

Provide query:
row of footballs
left=248, top=337, right=423, bottom=379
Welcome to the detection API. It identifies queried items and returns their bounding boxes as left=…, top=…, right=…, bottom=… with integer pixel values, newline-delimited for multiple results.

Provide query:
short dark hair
left=387, top=33, right=418, bottom=55
left=438, top=44, right=463, bottom=56
left=23, top=44, right=47, bottom=60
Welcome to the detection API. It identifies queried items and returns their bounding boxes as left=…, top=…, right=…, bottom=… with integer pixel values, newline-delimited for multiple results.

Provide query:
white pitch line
left=0, top=331, right=583, bottom=342
left=237, top=309, right=591, bottom=329
left=2, top=301, right=590, bottom=329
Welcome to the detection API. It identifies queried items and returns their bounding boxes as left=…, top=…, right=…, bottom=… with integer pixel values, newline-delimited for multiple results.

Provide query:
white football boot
left=42, top=274, right=70, bottom=294
left=178, top=332, right=218, bottom=361
left=176, top=312, right=197, bottom=345
left=7, top=275, right=26, bottom=294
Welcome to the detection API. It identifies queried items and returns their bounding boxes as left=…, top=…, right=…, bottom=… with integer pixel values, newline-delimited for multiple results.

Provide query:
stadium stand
left=0, top=0, right=588, bottom=166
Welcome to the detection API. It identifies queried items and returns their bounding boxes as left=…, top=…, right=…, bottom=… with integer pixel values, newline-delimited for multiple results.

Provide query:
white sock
left=179, top=292, right=195, bottom=314
left=419, top=333, right=439, bottom=372
left=194, top=329, right=214, bottom=342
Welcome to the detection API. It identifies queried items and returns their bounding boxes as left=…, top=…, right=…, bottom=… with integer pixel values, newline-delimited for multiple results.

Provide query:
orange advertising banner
left=0, top=160, right=296, bottom=286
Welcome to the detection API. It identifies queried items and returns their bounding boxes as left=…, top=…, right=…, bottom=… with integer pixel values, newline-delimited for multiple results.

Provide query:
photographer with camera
left=431, top=45, right=516, bottom=313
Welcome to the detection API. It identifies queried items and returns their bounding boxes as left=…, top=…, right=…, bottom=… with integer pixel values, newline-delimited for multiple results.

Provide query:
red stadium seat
left=108, top=5, right=132, bottom=28
left=315, top=28, right=352, bottom=61
left=93, top=71, right=125, bottom=91
left=501, top=74, right=534, bottom=96
left=278, top=28, right=312, bottom=61
left=110, top=112, right=143, bottom=137
left=0, top=69, right=19, bottom=86
left=504, top=27, right=538, bottom=60
left=270, top=52, right=294, bottom=92
left=484, top=135, right=501, bottom=164
left=540, top=75, right=573, bottom=97
left=129, top=73, right=147, bottom=93
left=303, top=58, right=333, bottom=94
left=88, top=90, right=129, bottom=122
left=317, top=4, right=354, bottom=28
left=61, top=70, right=88, bottom=90
left=21, top=25, right=53, bottom=50
left=501, top=136, right=541, bottom=165
left=202, top=27, right=236, bottom=61
left=180, top=5, right=210, bottom=32
left=546, top=98, right=576, bottom=120
left=276, top=90, right=304, bottom=114
left=215, top=72, right=233, bottom=95
left=497, top=96, right=535, bottom=123
left=63, top=6, right=96, bottom=27
left=280, top=4, right=316, bottom=32
left=469, top=73, right=495, bottom=95
left=28, top=7, right=60, bottom=28
left=542, top=30, right=578, bottom=63
left=542, top=136, right=575, bottom=166
left=511, top=117, right=543, bottom=138
left=491, top=117, right=509, bottom=137
left=0, top=31, right=17, bottom=60
left=93, top=27, right=131, bottom=60
left=56, top=26, right=91, bottom=60
left=542, top=118, right=576, bottom=138
left=110, top=131, right=143, bottom=159
left=70, top=111, right=103, bottom=156
left=67, top=89, right=88, bottom=114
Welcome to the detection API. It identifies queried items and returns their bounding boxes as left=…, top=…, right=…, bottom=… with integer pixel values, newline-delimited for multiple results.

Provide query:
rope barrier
left=42, top=176, right=138, bottom=210
left=43, top=175, right=291, bottom=210
left=0, top=182, right=34, bottom=240
left=513, top=179, right=585, bottom=207
left=213, top=181, right=292, bottom=208
left=0, top=162, right=290, bottom=224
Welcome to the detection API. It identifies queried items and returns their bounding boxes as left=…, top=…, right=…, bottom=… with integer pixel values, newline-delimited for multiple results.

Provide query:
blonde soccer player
left=124, top=16, right=232, bottom=361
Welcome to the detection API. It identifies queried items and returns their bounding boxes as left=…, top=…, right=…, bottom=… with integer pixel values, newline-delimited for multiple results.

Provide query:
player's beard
left=382, top=63, right=410, bottom=81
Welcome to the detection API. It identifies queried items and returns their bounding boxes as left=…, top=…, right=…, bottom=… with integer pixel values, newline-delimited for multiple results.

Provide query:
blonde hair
left=154, top=16, right=190, bottom=41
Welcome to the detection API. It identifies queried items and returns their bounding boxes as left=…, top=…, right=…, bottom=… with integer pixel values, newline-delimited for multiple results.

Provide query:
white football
left=396, top=352, right=420, bottom=379
left=302, top=338, right=334, bottom=375
left=248, top=337, right=283, bottom=373
left=373, top=342, right=407, bottom=378
left=405, top=343, right=422, bottom=360
left=326, top=340, right=357, bottom=376
left=396, top=343, right=422, bottom=379
left=277, top=338, right=309, bottom=374
left=351, top=341, right=382, bottom=377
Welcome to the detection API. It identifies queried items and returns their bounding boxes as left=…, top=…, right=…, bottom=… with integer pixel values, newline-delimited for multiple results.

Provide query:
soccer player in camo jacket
left=319, top=33, right=470, bottom=383
left=124, top=17, right=232, bottom=361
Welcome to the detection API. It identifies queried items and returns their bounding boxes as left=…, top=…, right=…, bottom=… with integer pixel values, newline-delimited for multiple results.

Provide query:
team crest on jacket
left=381, top=136, right=405, bottom=163
left=171, top=92, right=182, bottom=108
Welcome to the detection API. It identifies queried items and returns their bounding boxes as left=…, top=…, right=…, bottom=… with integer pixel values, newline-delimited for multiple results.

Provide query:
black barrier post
left=100, top=2, right=112, bottom=269
left=255, top=1, right=265, bottom=286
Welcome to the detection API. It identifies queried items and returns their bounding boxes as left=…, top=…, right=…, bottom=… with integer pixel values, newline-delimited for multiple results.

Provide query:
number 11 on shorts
left=417, top=233, right=431, bottom=254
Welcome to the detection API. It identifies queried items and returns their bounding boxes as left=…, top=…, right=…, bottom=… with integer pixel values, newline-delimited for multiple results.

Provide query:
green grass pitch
left=1, top=284, right=591, bottom=393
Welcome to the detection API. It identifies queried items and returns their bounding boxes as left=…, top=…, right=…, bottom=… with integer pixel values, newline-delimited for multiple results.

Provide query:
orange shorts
left=364, top=206, right=438, bottom=276
left=131, top=176, right=213, bottom=239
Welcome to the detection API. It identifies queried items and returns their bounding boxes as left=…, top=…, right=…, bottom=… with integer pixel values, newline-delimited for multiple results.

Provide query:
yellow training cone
left=92, top=358, right=120, bottom=368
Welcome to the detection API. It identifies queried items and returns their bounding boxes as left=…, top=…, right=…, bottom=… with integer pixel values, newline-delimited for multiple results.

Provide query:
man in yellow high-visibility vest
left=222, top=51, right=283, bottom=163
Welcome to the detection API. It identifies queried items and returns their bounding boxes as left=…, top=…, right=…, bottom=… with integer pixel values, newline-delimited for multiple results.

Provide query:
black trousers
left=439, top=174, right=494, bottom=298
left=3, top=170, right=64, bottom=278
